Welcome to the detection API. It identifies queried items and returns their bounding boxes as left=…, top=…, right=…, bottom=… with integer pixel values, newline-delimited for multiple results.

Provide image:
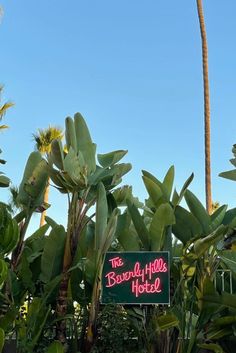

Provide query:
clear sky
left=1, top=1, right=236, bottom=233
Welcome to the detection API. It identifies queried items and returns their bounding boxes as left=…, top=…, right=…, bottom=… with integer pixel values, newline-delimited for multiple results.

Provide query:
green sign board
left=101, top=252, right=170, bottom=304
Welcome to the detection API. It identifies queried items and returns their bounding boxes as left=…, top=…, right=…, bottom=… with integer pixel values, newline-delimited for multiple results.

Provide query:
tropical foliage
left=0, top=113, right=235, bottom=353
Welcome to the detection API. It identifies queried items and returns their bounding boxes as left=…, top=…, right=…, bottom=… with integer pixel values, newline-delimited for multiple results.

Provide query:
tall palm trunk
left=40, top=177, right=50, bottom=226
left=197, top=0, right=212, bottom=214
left=196, top=0, right=212, bottom=214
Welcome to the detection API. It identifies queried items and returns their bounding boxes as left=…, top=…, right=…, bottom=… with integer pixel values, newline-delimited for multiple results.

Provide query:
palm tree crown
left=33, top=126, right=64, bottom=154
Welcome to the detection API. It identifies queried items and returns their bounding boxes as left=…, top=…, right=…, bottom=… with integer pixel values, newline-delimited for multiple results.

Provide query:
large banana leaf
left=40, top=225, right=66, bottom=283
left=184, top=190, right=210, bottom=234
left=65, top=116, right=77, bottom=152
left=127, top=200, right=150, bottom=250
left=219, top=169, right=236, bottom=181
left=50, top=139, right=64, bottom=170
left=142, top=175, right=163, bottom=207
left=202, top=292, right=236, bottom=310
left=97, top=150, right=127, bottom=168
left=222, top=207, right=236, bottom=226
left=219, top=250, right=236, bottom=274
left=172, top=172, right=194, bottom=207
left=74, top=112, right=96, bottom=174
left=115, top=213, right=140, bottom=250
left=17, top=152, right=44, bottom=207
left=209, top=205, right=228, bottom=232
left=173, top=205, right=202, bottom=244
left=142, top=170, right=168, bottom=199
left=194, top=225, right=228, bottom=257
left=149, top=203, right=175, bottom=251
left=163, top=165, right=175, bottom=200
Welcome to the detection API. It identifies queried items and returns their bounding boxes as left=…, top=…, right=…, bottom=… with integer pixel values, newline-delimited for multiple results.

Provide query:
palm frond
left=0, top=102, right=14, bottom=119
left=0, top=125, right=8, bottom=130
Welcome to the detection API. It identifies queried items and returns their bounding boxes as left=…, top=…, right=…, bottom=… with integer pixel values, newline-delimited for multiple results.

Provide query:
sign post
left=101, top=252, right=170, bottom=305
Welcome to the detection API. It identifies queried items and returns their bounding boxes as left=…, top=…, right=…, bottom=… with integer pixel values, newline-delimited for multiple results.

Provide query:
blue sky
left=1, top=1, right=236, bottom=233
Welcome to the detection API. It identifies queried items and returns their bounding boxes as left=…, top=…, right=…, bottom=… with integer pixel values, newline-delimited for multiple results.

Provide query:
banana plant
left=45, top=113, right=131, bottom=347
left=0, top=202, right=19, bottom=284
left=11, top=151, right=49, bottom=270
left=84, top=183, right=119, bottom=351
left=125, top=166, right=194, bottom=255
left=113, top=167, right=194, bottom=353
left=119, top=166, right=236, bottom=353
left=161, top=190, right=236, bottom=353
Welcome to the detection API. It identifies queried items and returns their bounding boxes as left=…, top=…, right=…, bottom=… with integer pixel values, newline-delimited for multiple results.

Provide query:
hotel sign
left=101, top=252, right=170, bottom=304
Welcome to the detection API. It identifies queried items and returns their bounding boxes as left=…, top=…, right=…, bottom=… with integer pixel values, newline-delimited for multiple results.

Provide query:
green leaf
left=0, top=328, right=4, bottom=353
left=97, top=150, right=128, bottom=168
left=198, top=277, right=220, bottom=325
left=25, top=160, right=48, bottom=205
left=219, top=250, right=236, bottom=274
left=50, top=139, right=64, bottom=170
left=0, top=305, right=18, bottom=331
left=0, top=175, right=10, bottom=187
left=173, top=206, right=203, bottom=244
left=223, top=207, right=236, bottom=226
left=116, top=213, right=140, bottom=251
left=95, top=182, right=108, bottom=251
left=17, top=151, right=43, bottom=206
left=142, top=175, right=163, bottom=207
left=112, top=185, right=143, bottom=208
left=163, top=165, right=175, bottom=200
left=25, top=223, right=49, bottom=248
left=74, top=112, right=96, bottom=173
left=40, top=225, right=66, bottom=283
left=45, top=216, right=58, bottom=228
left=219, top=169, right=236, bottom=181
left=149, top=203, right=175, bottom=251
left=194, top=225, right=227, bottom=257
left=157, top=312, right=179, bottom=331
left=210, top=205, right=227, bottom=232
left=46, top=341, right=64, bottom=353
left=198, top=343, right=224, bottom=353
left=172, top=188, right=180, bottom=207
left=65, top=116, right=77, bottom=152
left=206, top=327, right=232, bottom=340
left=127, top=200, right=150, bottom=250
left=100, top=208, right=120, bottom=254
left=142, top=170, right=169, bottom=199
left=0, top=260, right=8, bottom=286
left=176, top=173, right=194, bottom=206
left=203, top=292, right=236, bottom=310
left=25, top=297, right=51, bottom=350
left=18, top=253, right=35, bottom=292
left=184, top=190, right=210, bottom=233
left=213, top=315, right=236, bottom=327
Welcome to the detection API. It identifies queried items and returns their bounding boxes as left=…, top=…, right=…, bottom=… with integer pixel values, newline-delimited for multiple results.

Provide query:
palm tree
left=33, top=126, right=64, bottom=226
left=0, top=86, right=14, bottom=187
left=196, top=0, right=212, bottom=214
left=0, top=86, right=14, bottom=131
